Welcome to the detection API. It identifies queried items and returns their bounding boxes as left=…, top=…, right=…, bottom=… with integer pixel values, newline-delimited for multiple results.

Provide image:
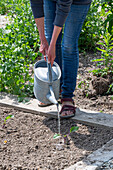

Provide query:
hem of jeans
left=61, top=95, right=75, bottom=99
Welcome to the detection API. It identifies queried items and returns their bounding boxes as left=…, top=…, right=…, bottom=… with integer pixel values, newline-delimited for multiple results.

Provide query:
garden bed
left=0, top=106, right=113, bottom=170
left=74, top=52, right=113, bottom=115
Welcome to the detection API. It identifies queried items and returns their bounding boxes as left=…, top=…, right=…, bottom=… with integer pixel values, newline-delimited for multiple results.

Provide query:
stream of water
left=56, top=103, right=61, bottom=135
left=55, top=103, right=64, bottom=150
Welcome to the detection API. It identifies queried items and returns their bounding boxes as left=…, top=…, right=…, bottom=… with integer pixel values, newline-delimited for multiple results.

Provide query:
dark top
left=30, top=0, right=92, bottom=27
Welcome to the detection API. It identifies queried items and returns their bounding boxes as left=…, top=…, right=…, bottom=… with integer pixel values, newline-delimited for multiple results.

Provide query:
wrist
left=50, top=26, right=62, bottom=46
left=40, top=35, right=46, bottom=42
left=50, top=40, right=56, bottom=47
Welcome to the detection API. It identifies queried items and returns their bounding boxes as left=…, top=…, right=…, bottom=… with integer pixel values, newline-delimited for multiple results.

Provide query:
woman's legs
left=60, top=4, right=90, bottom=117
left=61, top=4, right=91, bottom=99
left=41, top=1, right=90, bottom=115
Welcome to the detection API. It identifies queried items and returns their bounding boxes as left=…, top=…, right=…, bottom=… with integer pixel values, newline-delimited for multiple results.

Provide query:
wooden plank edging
left=0, top=92, right=113, bottom=128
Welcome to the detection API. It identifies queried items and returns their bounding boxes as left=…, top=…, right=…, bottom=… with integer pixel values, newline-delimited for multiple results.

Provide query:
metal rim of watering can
left=34, top=59, right=61, bottom=83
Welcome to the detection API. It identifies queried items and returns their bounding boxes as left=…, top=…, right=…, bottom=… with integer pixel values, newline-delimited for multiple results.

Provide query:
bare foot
left=38, top=101, right=52, bottom=107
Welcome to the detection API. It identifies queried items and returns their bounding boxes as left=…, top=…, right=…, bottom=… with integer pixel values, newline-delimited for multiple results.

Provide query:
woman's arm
left=54, top=0, right=73, bottom=27
left=30, top=0, right=73, bottom=63
left=35, top=17, right=48, bottom=56
left=30, top=0, right=48, bottom=56
left=30, top=0, right=44, bottom=18
left=48, top=0, right=73, bottom=65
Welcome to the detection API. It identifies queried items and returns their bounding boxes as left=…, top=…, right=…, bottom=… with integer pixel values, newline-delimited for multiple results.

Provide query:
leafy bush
left=79, top=0, right=103, bottom=51
left=101, top=0, right=113, bottom=36
left=79, top=0, right=113, bottom=51
left=0, top=1, right=7, bottom=15
left=0, top=0, right=41, bottom=98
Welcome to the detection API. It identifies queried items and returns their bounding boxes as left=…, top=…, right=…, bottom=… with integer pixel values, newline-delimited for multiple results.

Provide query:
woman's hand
left=47, top=43, right=56, bottom=66
left=39, top=38, right=49, bottom=57
left=47, top=25, right=62, bottom=66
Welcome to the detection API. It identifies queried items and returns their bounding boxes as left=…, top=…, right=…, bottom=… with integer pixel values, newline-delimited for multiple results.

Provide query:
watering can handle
left=46, top=56, right=52, bottom=84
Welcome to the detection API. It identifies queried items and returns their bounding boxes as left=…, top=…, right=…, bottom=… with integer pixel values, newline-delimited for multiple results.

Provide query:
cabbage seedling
left=53, top=126, right=79, bottom=144
left=2, top=115, right=14, bottom=128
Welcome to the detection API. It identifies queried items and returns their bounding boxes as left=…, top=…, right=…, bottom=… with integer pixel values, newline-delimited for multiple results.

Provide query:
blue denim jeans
left=44, top=0, right=90, bottom=98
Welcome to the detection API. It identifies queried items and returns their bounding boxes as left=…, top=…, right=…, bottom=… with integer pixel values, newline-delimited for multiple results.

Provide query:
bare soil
left=74, top=52, right=113, bottom=115
left=0, top=106, right=113, bottom=170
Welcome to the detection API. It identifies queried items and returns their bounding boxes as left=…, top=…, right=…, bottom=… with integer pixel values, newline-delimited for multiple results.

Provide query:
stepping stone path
left=65, top=139, right=113, bottom=170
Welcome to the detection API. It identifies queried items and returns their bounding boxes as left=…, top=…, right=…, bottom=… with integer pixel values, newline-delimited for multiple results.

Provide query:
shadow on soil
left=43, top=117, right=113, bottom=152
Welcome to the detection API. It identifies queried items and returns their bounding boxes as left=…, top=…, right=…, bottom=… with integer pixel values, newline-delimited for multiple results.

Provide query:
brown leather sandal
left=60, top=98, right=76, bottom=119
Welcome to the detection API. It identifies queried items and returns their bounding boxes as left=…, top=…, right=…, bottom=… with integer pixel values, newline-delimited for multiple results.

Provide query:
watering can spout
left=46, top=86, right=58, bottom=105
left=46, top=60, right=58, bottom=105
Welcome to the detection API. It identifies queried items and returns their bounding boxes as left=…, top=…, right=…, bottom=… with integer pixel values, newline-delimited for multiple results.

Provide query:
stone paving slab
left=65, top=139, right=113, bottom=170
left=0, top=92, right=113, bottom=129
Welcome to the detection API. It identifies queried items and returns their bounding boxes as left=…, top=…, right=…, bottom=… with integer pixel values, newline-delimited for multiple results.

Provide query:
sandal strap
left=60, top=105, right=76, bottom=114
left=61, top=98, right=74, bottom=105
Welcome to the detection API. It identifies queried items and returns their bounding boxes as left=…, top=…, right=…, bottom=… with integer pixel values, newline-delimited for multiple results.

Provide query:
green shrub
left=79, top=0, right=103, bottom=51
left=0, top=2, right=7, bottom=15
left=0, top=0, right=41, bottom=98
left=79, top=0, right=113, bottom=52
left=101, top=0, right=113, bottom=36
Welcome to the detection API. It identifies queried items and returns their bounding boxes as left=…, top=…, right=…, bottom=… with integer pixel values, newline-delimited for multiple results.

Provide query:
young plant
left=91, top=31, right=113, bottom=94
left=110, top=95, right=113, bottom=100
left=78, top=80, right=89, bottom=90
left=2, top=115, right=14, bottom=128
left=53, top=126, right=79, bottom=144
left=91, top=32, right=113, bottom=76
left=107, top=83, right=113, bottom=94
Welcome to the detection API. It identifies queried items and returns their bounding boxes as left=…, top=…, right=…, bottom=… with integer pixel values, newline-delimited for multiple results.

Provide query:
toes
left=61, top=110, right=73, bottom=116
left=39, top=102, right=44, bottom=105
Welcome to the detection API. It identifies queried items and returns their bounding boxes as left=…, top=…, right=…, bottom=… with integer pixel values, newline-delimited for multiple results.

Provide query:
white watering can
left=34, top=57, right=61, bottom=104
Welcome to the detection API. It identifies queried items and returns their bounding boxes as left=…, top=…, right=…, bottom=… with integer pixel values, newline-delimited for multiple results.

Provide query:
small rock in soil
left=35, top=145, right=39, bottom=149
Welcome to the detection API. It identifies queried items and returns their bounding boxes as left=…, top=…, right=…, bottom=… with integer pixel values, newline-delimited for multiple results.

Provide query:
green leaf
left=4, top=115, right=14, bottom=122
left=70, top=126, right=79, bottom=133
left=78, top=82, right=82, bottom=89
left=23, top=98, right=31, bottom=103
left=91, top=59, right=105, bottom=62
left=18, top=97, right=24, bottom=102
left=53, top=133, right=61, bottom=139
left=100, top=110, right=103, bottom=113
left=96, top=47, right=106, bottom=53
left=111, top=95, right=113, bottom=100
